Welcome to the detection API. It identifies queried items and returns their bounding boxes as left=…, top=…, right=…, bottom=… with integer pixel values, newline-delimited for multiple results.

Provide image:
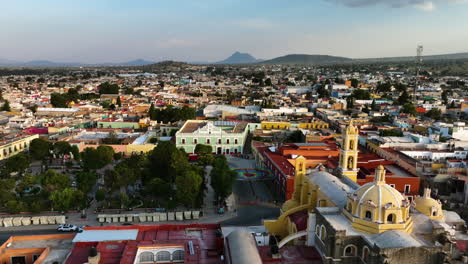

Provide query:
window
left=315, top=225, right=320, bottom=235
left=193, top=139, right=197, bottom=144
left=218, top=139, right=222, bottom=144
left=156, top=251, right=171, bottom=262
left=365, top=211, right=372, bottom=220
left=389, top=184, right=395, bottom=188
left=387, top=214, right=395, bottom=223
left=362, top=246, right=370, bottom=262
left=234, top=139, right=238, bottom=144
left=172, top=250, right=185, bottom=262
left=181, top=139, right=186, bottom=144
left=206, top=139, right=210, bottom=144
left=226, top=139, right=230, bottom=144
left=139, top=252, right=154, bottom=262
left=320, top=225, right=327, bottom=241
left=343, top=245, right=357, bottom=257
left=404, top=185, right=411, bottom=194
left=349, top=140, right=355, bottom=150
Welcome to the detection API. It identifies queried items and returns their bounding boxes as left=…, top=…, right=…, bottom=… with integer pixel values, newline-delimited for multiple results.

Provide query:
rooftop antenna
left=415, top=44, right=423, bottom=100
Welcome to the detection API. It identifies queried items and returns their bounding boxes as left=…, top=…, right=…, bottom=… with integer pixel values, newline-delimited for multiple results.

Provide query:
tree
left=53, top=141, right=73, bottom=156
left=3, top=153, right=30, bottom=176
left=82, top=146, right=114, bottom=170
left=371, top=100, right=378, bottom=111
left=346, top=96, right=354, bottom=109
left=265, top=78, right=272, bottom=86
left=42, top=169, right=71, bottom=191
left=29, top=138, right=51, bottom=160
left=425, top=108, right=442, bottom=120
left=350, top=78, right=359, bottom=88
left=95, top=189, right=106, bottom=201
left=351, top=89, right=370, bottom=100
left=401, top=103, right=417, bottom=115
left=285, top=130, right=303, bottom=143
left=98, top=82, right=119, bottom=94
left=441, top=90, right=448, bottom=104
left=1, top=99, right=11, bottom=111
left=50, top=188, right=78, bottom=211
left=6, top=200, right=24, bottom=214
left=210, top=156, right=236, bottom=202
left=175, top=169, right=202, bottom=207
left=75, top=171, right=98, bottom=194
left=145, top=178, right=172, bottom=197
left=195, top=144, right=214, bottom=166
left=116, top=96, right=122, bottom=107
left=397, top=90, right=410, bottom=105
left=50, top=93, right=68, bottom=108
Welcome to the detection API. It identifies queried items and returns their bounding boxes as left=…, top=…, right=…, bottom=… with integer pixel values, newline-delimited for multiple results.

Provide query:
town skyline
left=1, top=0, right=468, bottom=63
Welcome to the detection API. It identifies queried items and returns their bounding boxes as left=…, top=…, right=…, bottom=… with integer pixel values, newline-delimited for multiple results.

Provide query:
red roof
left=66, top=224, right=223, bottom=264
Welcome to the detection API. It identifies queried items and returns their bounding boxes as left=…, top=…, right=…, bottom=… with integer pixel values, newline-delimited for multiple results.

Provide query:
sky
left=0, top=0, right=467, bottom=63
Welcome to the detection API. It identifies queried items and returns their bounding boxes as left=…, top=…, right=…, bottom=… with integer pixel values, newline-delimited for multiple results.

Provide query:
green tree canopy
left=1, top=99, right=11, bottom=111
left=98, top=82, right=120, bottom=94
left=3, top=153, right=30, bottom=176
left=29, top=138, right=51, bottom=160
left=210, top=156, right=236, bottom=202
left=50, top=93, right=68, bottom=108
left=401, top=103, right=417, bottom=115
left=175, top=169, right=203, bottom=207
left=42, top=169, right=71, bottom=191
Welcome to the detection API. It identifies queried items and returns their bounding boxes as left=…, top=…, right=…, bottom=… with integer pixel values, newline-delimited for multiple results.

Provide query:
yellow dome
left=281, top=199, right=299, bottom=212
left=344, top=165, right=413, bottom=234
left=354, top=182, right=405, bottom=209
left=414, top=188, right=444, bottom=220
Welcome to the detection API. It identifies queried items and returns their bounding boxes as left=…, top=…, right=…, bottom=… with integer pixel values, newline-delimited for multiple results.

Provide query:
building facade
left=176, top=120, right=249, bottom=154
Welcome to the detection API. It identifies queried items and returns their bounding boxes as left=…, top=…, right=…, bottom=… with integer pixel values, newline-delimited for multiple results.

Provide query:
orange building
left=0, top=233, right=75, bottom=264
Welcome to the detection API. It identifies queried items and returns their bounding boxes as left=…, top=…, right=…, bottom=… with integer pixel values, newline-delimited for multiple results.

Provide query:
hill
left=261, top=54, right=353, bottom=65
left=215, top=52, right=262, bottom=64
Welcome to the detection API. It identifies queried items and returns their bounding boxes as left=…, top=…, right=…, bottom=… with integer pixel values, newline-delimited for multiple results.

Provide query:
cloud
left=325, top=0, right=466, bottom=11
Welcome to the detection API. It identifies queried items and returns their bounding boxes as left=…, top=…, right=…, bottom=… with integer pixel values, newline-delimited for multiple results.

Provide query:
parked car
left=57, top=224, right=78, bottom=232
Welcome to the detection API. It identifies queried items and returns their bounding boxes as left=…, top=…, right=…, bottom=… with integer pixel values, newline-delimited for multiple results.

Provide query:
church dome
left=345, top=165, right=412, bottom=229
left=414, top=188, right=444, bottom=220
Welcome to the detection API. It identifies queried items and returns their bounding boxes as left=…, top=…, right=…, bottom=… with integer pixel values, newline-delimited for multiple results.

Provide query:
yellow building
left=261, top=122, right=290, bottom=130
left=342, top=165, right=413, bottom=234
left=263, top=123, right=463, bottom=264
left=338, top=120, right=359, bottom=182
left=0, top=134, right=39, bottom=160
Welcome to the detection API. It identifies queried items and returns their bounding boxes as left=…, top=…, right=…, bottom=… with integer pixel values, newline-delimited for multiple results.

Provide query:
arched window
left=172, top=250, right=184, bottom=262
left=347, top=202, right=353, bottom=212
left=349, top=140, right=355, bottom=150
left=348, top=156, right=354, bottom=169
left=365, top=211, right=372, bottom=220
left=193, top=139, right=197, bottom=144
left=156, top=251, right=171, bottom=262
left=139, top=251, right=154, bottom=262
left=387, top=214, right=395, bottom=223
left=226, top=139, right=230, bottom=144
left=320, top=225, right=327, bottom=241
left=343, top=245, right=357, bottom=257
left=362, top=246, right=370, bottom=262
left=315, top=225, right=320, bottom=235
left=181, top=139, right=186, bottom=144
left=234, top=139, right=238, bottom=144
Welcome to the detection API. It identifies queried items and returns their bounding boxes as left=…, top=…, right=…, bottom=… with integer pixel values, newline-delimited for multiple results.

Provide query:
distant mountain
left=215, top=52, right=262, bottom=64
left=261, top=54, right=353, bottom=65
left=0, top=58, right=156, bottom=67
left=101, top=59, right=155, bottom=66
left=356, top=52, right=468, bottom=63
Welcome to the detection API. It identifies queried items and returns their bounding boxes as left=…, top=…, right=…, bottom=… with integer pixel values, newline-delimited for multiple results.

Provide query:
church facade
left=264, top=122, right=467, bottom=264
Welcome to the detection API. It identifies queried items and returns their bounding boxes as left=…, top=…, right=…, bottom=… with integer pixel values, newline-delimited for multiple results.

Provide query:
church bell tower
left=338, top=120, right=359, bottom=182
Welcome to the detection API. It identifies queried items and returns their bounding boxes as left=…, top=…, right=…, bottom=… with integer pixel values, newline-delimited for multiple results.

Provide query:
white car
left=57, top=224, right=78, bottom=232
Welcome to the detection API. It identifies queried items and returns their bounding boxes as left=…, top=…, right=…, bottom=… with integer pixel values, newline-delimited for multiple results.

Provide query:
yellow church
left=263, top=122, right=467, bottom=264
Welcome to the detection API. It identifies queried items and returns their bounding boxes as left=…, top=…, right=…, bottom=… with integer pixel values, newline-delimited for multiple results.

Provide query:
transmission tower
left=414, top=44, right=423, bottom=100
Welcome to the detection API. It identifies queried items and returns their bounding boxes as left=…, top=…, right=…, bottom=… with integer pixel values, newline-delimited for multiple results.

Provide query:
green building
left=176, top=120, right=249, bottom=154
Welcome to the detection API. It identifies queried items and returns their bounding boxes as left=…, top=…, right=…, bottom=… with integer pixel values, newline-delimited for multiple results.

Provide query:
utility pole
left=415, top=45, right=423, bottom=101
